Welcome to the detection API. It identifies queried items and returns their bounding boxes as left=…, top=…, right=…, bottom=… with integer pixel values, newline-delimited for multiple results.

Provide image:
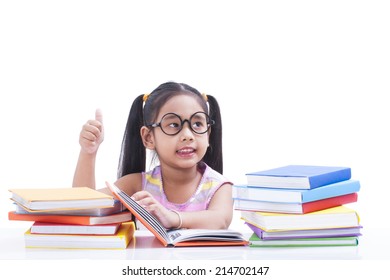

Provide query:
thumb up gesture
left=79, top=109, right=105, bottom=154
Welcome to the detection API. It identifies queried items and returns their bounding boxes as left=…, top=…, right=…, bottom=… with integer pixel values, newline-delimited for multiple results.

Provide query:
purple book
left=245, top=222, right=362, bottom=240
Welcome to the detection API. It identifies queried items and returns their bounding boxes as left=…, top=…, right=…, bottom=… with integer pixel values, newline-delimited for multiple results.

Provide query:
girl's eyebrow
left=162, top=114, right=178, bottom=121
left=161, top=111, right=205, bottom=119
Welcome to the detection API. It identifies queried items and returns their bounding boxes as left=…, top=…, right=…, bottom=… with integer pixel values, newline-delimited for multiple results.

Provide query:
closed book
left=246, top=165, right=351, bottom=189
left=248, top=233, right=359, bottom=247
left=233, top=179, right=360, bottom=203
left=245, top=222, right=362, bottom=240
left=14, top=198, right=124, bottom=217
left=9, top=187, right=114, bottom=211
left=106, top=182, right=248, bottom=247
left=30, top=222, right=121, bottom=235
left=241, top=206, right=360, bottom=231
left=234, top=193, right=358, bottom=214
left=8, top=210, right=133, bottom=225
left=24, top=222, right=135, bottom=249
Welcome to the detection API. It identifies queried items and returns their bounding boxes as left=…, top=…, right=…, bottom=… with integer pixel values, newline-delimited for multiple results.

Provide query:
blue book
left=233, top=179, right=360, bottom=203
left=246, top=165, right=351, bottom=189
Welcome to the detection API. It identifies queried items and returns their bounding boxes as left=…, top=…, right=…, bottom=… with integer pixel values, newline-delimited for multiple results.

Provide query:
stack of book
left=8, top=187, right=134, bottom=249
left=233, top=165, right=362, bottom=247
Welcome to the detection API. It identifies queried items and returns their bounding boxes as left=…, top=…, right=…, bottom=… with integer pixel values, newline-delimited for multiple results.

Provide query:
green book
left=249, top=233, right=359, bottom=247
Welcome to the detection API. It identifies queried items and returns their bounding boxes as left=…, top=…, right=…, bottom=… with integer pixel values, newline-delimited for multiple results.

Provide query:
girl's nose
left=179, top=122, right=194, bottom=141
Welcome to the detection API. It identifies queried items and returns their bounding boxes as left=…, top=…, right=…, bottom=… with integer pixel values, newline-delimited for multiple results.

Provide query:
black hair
left=117, top=82, right=224, bottom=178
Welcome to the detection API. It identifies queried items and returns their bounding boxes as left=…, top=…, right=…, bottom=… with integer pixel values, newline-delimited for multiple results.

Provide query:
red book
left=302, top=193, right=357, bottom=214
left=234, top=193, right=358, bottom=214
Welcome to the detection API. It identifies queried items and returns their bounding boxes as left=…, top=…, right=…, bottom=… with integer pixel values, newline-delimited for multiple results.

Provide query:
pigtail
left=117, top=94, right=146, bottom=178
left=203, top=95, right=223, bottom=174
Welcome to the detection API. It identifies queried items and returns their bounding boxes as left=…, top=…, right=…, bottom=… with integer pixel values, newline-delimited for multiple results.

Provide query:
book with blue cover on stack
left=234, top=165, right=362, bottom=247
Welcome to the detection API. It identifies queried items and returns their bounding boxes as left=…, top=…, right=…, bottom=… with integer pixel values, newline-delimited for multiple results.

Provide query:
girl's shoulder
left=200, top=162, right=231, bottom=184
left=115, top=172, right=143, bottom=196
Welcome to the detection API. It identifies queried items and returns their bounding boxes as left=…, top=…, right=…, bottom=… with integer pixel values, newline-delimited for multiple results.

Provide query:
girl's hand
left=131, top=191, right=181, bottom=229
left=79, top=109, right=104, bottom=154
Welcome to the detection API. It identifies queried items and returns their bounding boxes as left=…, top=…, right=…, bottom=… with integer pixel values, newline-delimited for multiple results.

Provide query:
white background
left=1, top=0, right=389, bottom=235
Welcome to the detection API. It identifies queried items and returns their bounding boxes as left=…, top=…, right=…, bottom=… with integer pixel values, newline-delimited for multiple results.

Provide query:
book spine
left=301, top=193, right=358, bottom=214
left=301, top=179, right=360, bottom=202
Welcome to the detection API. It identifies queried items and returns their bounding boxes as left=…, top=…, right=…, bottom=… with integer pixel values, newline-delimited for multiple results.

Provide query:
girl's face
left=145, top=94, right=210, bottom=170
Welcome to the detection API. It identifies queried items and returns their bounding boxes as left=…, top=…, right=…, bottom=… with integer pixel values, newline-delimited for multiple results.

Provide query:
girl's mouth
left=176, top=148, right=196, bottom=156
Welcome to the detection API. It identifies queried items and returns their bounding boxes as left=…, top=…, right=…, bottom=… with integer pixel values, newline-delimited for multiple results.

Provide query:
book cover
left=240, top=206, right=360, bottom=231
left=248, top=233, right=359, bottom=247
left=24, top=222, right=135, bottom=249
left=14, top=198, right=124, bottom=216
left=9, top=187, right=114, bottom=211
left=245, top=222, right=362, bottom=240
left=234, top=193, right=358, bottom=214
left=106, top=182, right=248, bottom=247
left=233, top=179, right=360, bottom=203
left=8, top=210, right=133, bottom=225
left=246, top=165, right=351, bottom=189
left=30, top=222, right=121, bottom=235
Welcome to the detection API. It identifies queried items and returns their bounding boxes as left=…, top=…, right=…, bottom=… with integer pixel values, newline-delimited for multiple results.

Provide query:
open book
left=106, top=182, right=248, bottom=247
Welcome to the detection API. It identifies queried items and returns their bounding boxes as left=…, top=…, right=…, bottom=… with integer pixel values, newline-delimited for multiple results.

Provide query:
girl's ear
left=140, top=126, right=155, bottom=150
left=207, top=128, right=211, bottom=146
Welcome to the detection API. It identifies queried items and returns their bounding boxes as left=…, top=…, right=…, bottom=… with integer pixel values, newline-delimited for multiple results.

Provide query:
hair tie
left=202, top=93, right=208, bottom=102
left=143, top=93, right=150, bottom=102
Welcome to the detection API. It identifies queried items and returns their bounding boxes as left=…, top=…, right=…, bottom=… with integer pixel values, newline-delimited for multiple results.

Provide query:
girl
left=73, top=82, right=233, bottom=230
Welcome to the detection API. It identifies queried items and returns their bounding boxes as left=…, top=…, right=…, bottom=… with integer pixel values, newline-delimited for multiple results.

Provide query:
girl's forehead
left=156, top=95, right=205, bottom=119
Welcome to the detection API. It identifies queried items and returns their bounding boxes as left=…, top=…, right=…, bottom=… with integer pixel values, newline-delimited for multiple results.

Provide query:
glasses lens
left=190, top=112, right=210, bottom=134
left=160, top=113, right=182, bottom=135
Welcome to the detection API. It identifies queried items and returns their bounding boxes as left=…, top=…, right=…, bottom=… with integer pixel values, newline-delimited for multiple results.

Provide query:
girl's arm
left=72, top=109, right=104, bottom=189
left=179, top=184, right=233, bottom=229
left=132, top=184, right=233, bottom=229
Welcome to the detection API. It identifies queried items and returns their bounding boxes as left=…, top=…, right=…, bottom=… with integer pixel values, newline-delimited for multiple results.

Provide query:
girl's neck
left=161, top=164, right=199, bottom=185
left=160, top=164, right=202, bottom=204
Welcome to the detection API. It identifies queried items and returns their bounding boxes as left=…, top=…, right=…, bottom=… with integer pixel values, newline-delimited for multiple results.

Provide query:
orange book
left=8, top=210, right=133, bottom=225
left=106, top=182, right=248, bottom=247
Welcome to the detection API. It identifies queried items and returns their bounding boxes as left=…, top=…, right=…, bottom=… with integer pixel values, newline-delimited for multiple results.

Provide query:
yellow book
left=241, top=206, right=360, bottom=232
left=24, top=222, right=135, bottom=249
left=9, top=187, right=114, bottom=211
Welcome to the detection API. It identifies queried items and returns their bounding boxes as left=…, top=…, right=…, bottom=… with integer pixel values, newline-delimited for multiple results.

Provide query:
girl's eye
left=192, top=121, right=204, bottom=128
left=168, top=122, right=180, bottom=128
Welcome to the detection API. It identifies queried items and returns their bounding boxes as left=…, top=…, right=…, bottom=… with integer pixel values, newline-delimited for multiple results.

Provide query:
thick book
left=246, top=165, right=351, bottom=189
left=234, top=193, right=358, bottom=214
left=233, top=179, right=360, bottom=203
left=241, top=206, right=360, bottom=231
left=30, top=222, right=121, bottom=235
left=248, top=233, right=359, bottom=247
left=24, top=222, right=135, bottom=249
left=8, top=210, right=133, bottom=225
left=9, top=187, right=114, bottom=211
left=245, top=222, right=362, bottom=240
left=106, top=182, right=248, bottom=247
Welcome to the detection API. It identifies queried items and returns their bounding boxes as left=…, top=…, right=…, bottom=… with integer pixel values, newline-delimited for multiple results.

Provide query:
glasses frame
left=146, top=111, right=215, bottom=136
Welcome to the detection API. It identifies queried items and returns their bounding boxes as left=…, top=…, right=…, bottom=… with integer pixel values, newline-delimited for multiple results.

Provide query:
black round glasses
left=146, top=111, right=215, bottom=136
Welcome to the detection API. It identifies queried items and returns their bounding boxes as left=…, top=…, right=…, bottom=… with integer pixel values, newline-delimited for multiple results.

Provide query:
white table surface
left=1, top=227, right=389, bottom=260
